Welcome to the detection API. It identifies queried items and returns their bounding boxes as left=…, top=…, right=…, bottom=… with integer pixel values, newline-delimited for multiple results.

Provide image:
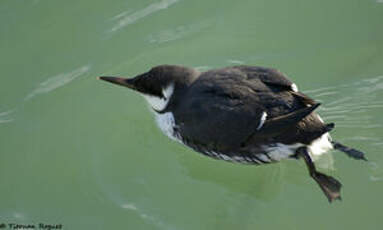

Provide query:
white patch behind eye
left=142, top=83, right=174, bottom=111
left=291, top=83, right=298, bottom=92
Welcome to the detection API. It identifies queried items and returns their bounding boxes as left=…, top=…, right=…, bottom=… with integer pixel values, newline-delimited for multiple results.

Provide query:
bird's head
left=99, top=65, right=199, bottom=112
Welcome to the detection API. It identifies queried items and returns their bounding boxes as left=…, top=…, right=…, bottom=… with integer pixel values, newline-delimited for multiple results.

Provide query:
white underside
left=153, top=112, right=333, bottom=162
left=154, top=112, right=182, bottom=143
left=142, top=83, right=182, bottom=143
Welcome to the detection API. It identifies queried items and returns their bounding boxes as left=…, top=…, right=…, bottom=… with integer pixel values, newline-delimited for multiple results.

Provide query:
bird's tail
left=331, top=141, right=367, bottom=161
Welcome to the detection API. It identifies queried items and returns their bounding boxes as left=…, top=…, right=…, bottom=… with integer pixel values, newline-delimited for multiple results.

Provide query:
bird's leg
left=331, top=141, right=367, bottom=161
left=296, top=146, right=342, bottom=203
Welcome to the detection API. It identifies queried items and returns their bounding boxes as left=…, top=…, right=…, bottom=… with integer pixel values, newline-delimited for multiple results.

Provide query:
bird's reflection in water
left=179, top=154, right=286, bottom=201
left=179, top=150, right=335, bottom=201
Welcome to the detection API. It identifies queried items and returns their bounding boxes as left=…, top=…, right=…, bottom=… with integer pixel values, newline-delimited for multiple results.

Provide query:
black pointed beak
left=98, top=76, right=136, bottom=90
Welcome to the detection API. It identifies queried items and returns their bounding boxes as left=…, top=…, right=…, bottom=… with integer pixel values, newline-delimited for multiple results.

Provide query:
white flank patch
left=219, top=154, right=232, bottom=161
left=291, top=83, right=298, bottom=92
left=142, top=83, right=174, bottom=111
left=308, top=132, right=333, bottom=157
left=262, top=132, right=333, bottom=162
left=257, top=154, right=271, bottom=162
left=257, top=112, right=267, bottom=130
left=205, top=151, right=214, bottom=157
left=308, top=114, right=333, bottom=156
left=265, top=143, right=303, bottom=161
left=233, top=156, right=246, bottom=163
left=247, top=157, right=261, bottom=164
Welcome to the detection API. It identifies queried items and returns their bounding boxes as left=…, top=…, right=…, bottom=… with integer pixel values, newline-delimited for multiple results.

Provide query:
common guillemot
left=99, top=65, right=366, bottom=202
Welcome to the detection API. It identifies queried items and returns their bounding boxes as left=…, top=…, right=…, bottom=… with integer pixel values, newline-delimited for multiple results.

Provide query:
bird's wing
left=233, top=65, right=317, bottom=105
left=174, top=68, right=319, bottom=153
left=233, top=66, right=295, bottom=89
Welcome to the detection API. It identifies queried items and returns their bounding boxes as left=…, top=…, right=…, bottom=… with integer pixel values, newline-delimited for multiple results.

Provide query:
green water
left=1, top=0, right=383, bottom=229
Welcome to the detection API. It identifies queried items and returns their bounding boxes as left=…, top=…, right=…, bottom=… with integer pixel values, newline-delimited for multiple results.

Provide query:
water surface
left=1, top=0, right=383, bottom=229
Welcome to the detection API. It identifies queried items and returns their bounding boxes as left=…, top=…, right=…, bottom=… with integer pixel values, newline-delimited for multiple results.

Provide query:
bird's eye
left=146, top=72, right=154, bottom=79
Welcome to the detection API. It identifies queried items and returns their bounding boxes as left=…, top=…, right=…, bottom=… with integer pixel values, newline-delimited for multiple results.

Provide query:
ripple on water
left=306, top=75, right=383, bottom=180
left=0, top=110, right=15, bottom=124
left=369, top=162, right=383, bottom=183
left=146, top=20, right=214, bottom=44
left=0, top=65, right=91, bottom=124
left=227, top=59, right=245, bottom=65
left=308, top=75, right=383, bottom=129
left=0, top=211, right=27, bottom=221
left=25, top=65, right=91, bottom=101
left=120, top=202, right=177, bottom=229
left=109, top=0, right=180, bottom=33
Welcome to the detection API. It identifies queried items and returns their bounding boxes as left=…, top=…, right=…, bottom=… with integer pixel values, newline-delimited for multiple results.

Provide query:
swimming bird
left=99, top=65, right=366, bottom=202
